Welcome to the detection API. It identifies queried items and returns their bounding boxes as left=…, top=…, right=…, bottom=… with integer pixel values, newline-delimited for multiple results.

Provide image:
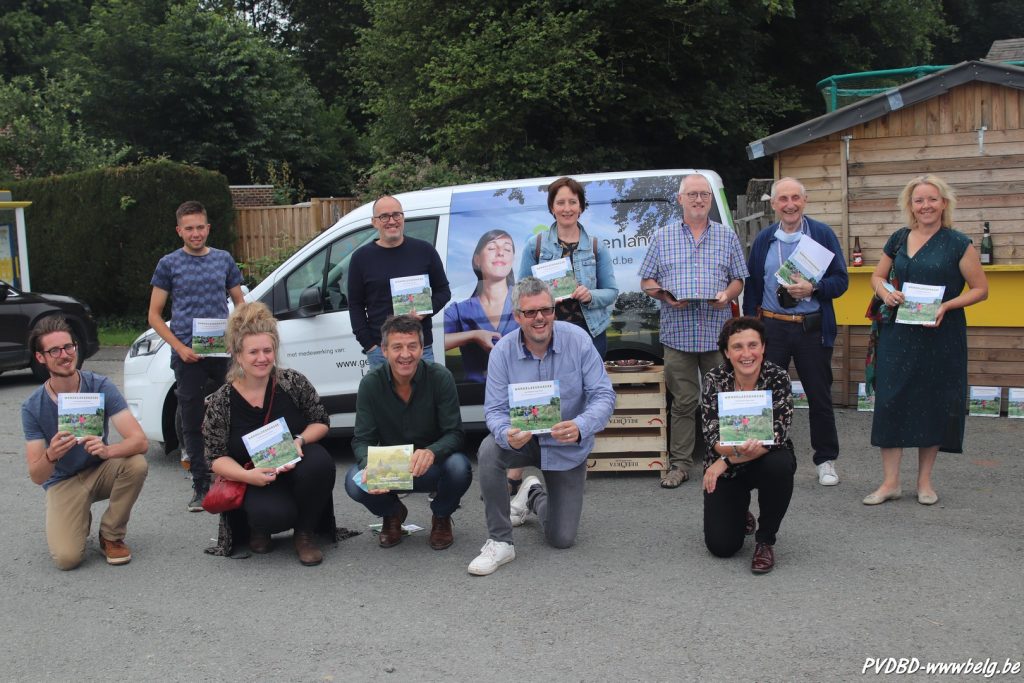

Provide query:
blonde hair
left=899, top=175, right=956, bottom=229
left=225, top=302, right=280, bottom=382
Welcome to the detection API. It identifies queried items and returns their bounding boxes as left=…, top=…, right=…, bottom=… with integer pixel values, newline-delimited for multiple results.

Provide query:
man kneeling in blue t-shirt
left=21, top=316, right=149, bottom=569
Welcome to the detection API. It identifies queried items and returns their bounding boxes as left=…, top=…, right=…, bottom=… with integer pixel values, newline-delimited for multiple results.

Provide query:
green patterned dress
left=870, top=227, right=972, bottom=453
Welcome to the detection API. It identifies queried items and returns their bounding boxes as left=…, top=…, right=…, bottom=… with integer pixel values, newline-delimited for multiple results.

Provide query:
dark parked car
left=0, top=279, right=100, bottom=381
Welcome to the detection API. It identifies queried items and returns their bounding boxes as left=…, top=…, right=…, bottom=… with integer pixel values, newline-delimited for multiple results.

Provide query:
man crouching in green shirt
left=345, top=315, right=472, bottom=550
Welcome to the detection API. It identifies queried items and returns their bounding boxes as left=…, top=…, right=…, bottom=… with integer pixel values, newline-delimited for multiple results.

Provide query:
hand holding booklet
left=191, top=318, right=229, bottom=356
left=243, top=417, right=302, bottom=471
left=895, top=282, right=945, bottom=325
left=57, top=393, right=105, bottom=440
left=508, top=380, right=561, bottom=435
left=531, top=258, right=578, bottom=301
left=716, top=390, right=775, bottom=446
left=365, top=444, right=414, bottom=490
left=774, top=234, right=834, bottom=294
left=390, top=274, right=433, bottom=316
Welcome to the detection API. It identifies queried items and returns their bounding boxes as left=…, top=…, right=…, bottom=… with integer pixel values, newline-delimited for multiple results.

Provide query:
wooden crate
left=588, top=367, right=668, bottom=475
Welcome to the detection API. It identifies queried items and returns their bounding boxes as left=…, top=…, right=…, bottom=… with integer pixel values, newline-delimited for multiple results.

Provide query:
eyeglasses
left=684, top=191, right=712, bottom=200
left=516, top=307, right=556, bottom=319
left=43, top=343, right=78, bottom=358
left=374, top=211, right=405, bottom=223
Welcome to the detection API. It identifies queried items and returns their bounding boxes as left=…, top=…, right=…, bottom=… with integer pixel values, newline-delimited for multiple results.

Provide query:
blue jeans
left=366, top=344, right=435, bottom=370
left=344, top=452, right=472, bottom=518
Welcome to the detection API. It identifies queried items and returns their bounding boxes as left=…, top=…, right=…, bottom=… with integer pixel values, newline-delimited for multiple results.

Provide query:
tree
left=56, top=0, right=355, bottom=194
left=0, top=0, right=93, bottom=77
left=0, top=70, right=129, bottom=180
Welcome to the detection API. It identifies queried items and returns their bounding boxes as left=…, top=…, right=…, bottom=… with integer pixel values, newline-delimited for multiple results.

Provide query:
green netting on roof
left=817, top=63, right=1024, bottom=112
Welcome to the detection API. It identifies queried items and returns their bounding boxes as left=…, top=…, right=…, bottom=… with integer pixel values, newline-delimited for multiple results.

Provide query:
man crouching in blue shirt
left=21, top=316, right=149, bottom=569
left=469, top=277, right=615, bottom=576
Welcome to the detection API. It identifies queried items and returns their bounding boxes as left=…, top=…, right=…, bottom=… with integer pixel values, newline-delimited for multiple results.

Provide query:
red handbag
left=202, top=378, right=277, bottom=514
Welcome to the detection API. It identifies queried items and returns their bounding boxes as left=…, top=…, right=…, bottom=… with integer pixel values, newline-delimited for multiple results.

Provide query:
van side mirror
left=297, top=285, right=324, bottom=318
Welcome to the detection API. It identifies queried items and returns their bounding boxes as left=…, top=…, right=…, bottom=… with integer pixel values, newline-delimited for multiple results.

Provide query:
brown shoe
left=98, top=534, right=132, bottom=566
left=379, top=500, right=409, bottom=548
left=249, top=531, right=273, bottom=554
left=429, top=515, right=454, bottom=550
left=660, top=467, right=689, bottom=488
left=745, top=511, right=756, bottom=536
left=751, top=541, right=775, bottom=574
left=294, top=531, right=323, bottom=566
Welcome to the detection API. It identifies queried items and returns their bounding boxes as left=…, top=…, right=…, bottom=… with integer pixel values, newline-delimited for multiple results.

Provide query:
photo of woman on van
left=443, top=229, right=519, bottom=383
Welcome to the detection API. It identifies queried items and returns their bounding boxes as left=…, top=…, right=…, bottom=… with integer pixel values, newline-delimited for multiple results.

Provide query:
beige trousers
left=663, top=346, right=720, bottom=470
left=45, top=454, right=148, bottom=570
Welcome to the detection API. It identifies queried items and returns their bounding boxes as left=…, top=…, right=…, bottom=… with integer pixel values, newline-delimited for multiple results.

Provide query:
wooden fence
left=234, top=197, right=359, bottom=264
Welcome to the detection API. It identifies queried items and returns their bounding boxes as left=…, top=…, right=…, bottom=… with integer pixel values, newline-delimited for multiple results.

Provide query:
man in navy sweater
left=347, top=195, right=451, bottom=369
left=743, top=178, right=849, bottom=487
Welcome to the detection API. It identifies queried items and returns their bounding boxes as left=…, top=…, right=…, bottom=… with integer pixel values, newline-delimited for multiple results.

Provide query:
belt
left=761, top=309, right=805, bottom=324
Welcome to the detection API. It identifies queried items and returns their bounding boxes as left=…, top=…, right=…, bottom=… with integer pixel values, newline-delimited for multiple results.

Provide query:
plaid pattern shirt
left=639, top=220, right=749, bottom=352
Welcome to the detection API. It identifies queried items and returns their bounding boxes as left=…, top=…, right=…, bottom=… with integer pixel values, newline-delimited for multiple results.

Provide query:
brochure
left=365, top=444, right=414, bottom=491
left=641, top=286, right=715, bottom=305
left=968, top=386, right=1001, bottom=417
left=531, top=258, right=578, bottom=301
left=774, top=234, right=835, bottom=291
left=895, top=283, right=945, bottom=325
left=717, top=390, right=775, bottom=446
left=191, top=318, right=229, bottom=356
left=1008, top=388, right=1024, bottom=419
left=792, top=380, right=808, bottom=409
left=242, top=417, right=302, bottom=471
left=57, top=393, right=105, bottom=439
left=368, top=522, right=424, bottom=536
left=390, top=274, right=432, bottom=316
left=508, top=380, right=561, bottom=435
left=857, top=383, right=875, bottom=412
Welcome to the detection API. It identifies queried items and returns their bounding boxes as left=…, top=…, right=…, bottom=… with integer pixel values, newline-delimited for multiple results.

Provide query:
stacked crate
left=587, top=367, right=668, bottom=475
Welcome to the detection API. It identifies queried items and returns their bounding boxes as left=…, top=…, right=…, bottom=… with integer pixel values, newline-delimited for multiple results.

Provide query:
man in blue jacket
left=743, top=178, right=849, bottom=486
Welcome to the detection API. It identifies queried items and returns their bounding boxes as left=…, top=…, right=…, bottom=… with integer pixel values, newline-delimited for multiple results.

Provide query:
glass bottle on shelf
left=980, top=221, right=993, bottom=265
left=851, top=236, right=863, bottom=267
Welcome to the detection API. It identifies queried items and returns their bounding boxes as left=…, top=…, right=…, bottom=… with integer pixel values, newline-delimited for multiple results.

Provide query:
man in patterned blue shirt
left=640, top=174, right=749, bottom=488
left=148, top=200, right=245, bottom=511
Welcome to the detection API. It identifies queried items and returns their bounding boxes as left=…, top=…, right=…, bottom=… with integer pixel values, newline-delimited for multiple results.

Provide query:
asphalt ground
left=1, top=348, right=1022, bottom=682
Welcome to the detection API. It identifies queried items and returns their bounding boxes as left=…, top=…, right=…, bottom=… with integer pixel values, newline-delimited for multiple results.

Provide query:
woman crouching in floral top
left=700, top=316, right=796, bottom=574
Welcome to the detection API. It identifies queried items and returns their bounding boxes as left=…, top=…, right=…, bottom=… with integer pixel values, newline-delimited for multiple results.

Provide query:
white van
left=124, top=169, right=731, bottom=451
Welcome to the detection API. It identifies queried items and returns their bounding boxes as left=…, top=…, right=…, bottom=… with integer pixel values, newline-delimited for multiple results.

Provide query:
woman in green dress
left=864, top=175, right=988, bottom=506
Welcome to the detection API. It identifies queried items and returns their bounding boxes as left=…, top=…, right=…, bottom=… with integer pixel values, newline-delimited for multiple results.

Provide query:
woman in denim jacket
left=519, top=177, right=619, bottom=358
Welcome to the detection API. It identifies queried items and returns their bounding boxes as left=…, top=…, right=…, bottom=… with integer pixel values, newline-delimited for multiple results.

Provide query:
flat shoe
left=660, top=468, right=689, bottom=488
left=862, top=489, right=902, bottom=505
left=917, top=491, right=939, bottom=505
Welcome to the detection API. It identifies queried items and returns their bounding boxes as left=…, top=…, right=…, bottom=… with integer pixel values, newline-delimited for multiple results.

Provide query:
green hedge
left=9, top=161, right=234, bottom=319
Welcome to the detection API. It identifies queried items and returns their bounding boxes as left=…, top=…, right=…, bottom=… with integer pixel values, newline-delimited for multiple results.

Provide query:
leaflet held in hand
left=191, top=318, right=229, bottom=356
left=508, top=380, right=561, bottom=435
left=242, top=417, right=302, bottom=471
left=717, top=390, right=775, bottom=446
left=530, top=258, right=578, bottom=301
left=57, top=393, right=105, bottom=439
left=365, top=444, right=414, bottom=490
left=775, top=234, right=834, bottom=290
left=895, top=283, right=945, bottom=325
left=390, top=275, right=432, bottom=316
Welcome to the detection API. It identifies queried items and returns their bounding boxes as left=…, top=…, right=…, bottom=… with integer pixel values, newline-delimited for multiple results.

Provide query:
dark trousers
left=591, top=331, right=607, bottom=360
left=171, top=354, right=229, bottom=490
left=763, top=318, right=839, bottom=465
left=243, top=444, right=336, bottom=534
left=344, top=453, right=472, bottom=519
left=704, top=447, right=796, bottom=555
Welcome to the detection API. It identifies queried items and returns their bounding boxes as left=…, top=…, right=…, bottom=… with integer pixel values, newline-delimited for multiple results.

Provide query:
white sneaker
left=509, top=475, right=542, bottom=526
left=816, top=460, right=839, bottom=486
left=467, top=539, right=515, bottom=576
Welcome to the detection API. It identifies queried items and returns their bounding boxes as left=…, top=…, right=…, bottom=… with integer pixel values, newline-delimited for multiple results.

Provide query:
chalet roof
left=746, top=60, right=1024, bottom=160
left=987, top=39, right=1024, bottom=61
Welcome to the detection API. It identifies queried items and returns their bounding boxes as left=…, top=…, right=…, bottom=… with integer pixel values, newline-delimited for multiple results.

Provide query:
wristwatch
left=721, top=455, right=733, bottom=469
left=295, top=434, right=305, bottom=446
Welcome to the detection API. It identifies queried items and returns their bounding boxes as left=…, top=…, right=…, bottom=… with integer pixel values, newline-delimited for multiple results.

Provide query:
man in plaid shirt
left=640, top=174, right=748, bottom=488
